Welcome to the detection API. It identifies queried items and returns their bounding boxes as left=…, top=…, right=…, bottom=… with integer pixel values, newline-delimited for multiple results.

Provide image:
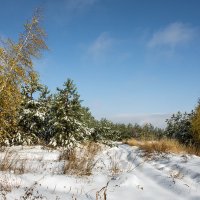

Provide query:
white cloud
left=110, top=113, right=171, bottom=128
left=87, top=32, right=113, bottom=59
left=148, top=22, right=197, bottom=48
left=46, top=0, right=98, bottom=25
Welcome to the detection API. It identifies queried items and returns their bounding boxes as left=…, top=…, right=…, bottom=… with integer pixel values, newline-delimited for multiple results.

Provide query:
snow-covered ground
left=0, top=144, right=200, bottom=200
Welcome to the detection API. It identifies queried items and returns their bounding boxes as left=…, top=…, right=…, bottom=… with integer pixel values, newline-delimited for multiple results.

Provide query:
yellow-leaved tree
left=0, top=10, right=48, bottom=142
left=192, top=101, right=200, bottom=146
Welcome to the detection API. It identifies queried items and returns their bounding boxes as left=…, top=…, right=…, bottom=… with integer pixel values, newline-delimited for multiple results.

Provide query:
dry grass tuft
left=184, top=145, right=200, bottom=157
left=141, top=139, right=186, bottom=154
left=0, top=149, right=28, bottom=174
left=60, top=142, right=101, bottom=176
left=124, top=138, right=200, bottom=156
left=0, top=150, right=18, bottom=172
left=0, top=174, right=22, bottom=193
left=108, top=152, right=121, bottom=176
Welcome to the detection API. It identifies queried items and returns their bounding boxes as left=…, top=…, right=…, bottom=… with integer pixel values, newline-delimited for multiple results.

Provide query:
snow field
left=0, top=144, right=200, bottom=200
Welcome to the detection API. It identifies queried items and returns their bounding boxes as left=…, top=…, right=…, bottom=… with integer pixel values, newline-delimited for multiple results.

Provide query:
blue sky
left=1, top=0, right=200, bottom=127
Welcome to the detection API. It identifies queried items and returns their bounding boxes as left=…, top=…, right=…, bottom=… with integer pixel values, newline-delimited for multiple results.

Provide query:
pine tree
left=50, top=79, right=91, bottom=149
left=16, top=73, right=43, bottom=145
left=165, top=111, right=194, bottom=145
left=92, top=118, right=118, bottom=142
left=37, top=85, right=53, bottom=143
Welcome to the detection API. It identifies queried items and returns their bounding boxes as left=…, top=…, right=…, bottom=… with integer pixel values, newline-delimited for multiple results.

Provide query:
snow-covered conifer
left=49, top=79, right=92, bottom=149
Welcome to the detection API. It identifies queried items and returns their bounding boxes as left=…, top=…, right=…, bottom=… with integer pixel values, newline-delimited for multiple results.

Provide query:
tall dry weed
left=60, top=142, right=101, bottom=176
